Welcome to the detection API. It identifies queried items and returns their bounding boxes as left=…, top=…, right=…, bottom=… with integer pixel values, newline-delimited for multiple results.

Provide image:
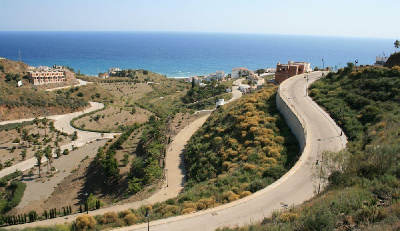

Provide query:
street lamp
left=322, top=59, right=324, bottom=70
left=145, top=210, right=150, bottom=231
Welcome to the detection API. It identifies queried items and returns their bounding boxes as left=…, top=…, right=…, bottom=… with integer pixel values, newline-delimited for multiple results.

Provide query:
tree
left=96, top=147, right=105, bottom=161
left=21, top=149, right=27, bottom=160
left=395, top=39, right=400, bottom=53
left=55, top=147, right=61, bottom=158
left=26, top=135, right=33, bottom=148
left=131, top=107, right=136, bottom=114
left=34, top=150, right=44, bottom=178
left=63, top=149, right=69, bottom=155
left=71, top=131, right=78, bottom=141
left=122, top=153, right=130, bottom=166
left=42, top=118, right=49, bottom=137
left=44, top=145, right=53, bottom=171
left=33, top=117, right=40, bottom=136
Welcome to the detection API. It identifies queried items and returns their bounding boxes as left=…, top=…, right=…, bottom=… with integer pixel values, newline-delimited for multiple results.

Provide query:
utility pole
left=322, top=59, right=324, bottom=70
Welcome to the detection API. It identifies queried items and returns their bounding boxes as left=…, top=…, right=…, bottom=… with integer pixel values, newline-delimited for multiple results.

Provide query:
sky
left=0, top=0, right=399, bottom=39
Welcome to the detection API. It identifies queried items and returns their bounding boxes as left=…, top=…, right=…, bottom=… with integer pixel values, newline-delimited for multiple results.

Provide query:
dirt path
left=0, top=102, right=115, bottom=178
left=11, top=114, right=210, bottom=229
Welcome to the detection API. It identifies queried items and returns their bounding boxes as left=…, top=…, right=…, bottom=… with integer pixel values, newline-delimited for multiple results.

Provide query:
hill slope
left=219, top=65, right=400, bottom=231
left=0, top=59, right=112, bottom=121
left=384, top=52, right=400, bottom=68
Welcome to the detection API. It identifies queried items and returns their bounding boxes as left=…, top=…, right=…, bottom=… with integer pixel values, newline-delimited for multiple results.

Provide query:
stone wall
left=276, top=85, right=306, bottom=151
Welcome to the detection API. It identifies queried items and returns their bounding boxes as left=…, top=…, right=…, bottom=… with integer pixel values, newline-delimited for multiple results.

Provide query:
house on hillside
left=374, top=55, right=389, bottom=67
left=216, top=99, right=226, bottom=107
left=108, top=67, right=122, bottom=74
left=231, top=67, right=250, bottom=78
left=206, top=71, right=225, bottom=81
left=275, top=61, right=312, bottom=84
left=27, top=66, right=76, bottom=85
left=99, top=72, right=109, bottom=78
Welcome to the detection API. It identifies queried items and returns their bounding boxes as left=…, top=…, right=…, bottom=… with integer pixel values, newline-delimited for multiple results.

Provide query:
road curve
left=0, top=102, right=115, bottom=178
left=114, top=72, right=347, bottom=231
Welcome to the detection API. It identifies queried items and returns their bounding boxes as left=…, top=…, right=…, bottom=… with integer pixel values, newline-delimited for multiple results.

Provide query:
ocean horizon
left=0, top=31, right=395, bottom=77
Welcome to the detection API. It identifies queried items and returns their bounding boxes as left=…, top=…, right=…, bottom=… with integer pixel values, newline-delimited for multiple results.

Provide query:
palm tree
left=42, top=118, right=49, bottom=137
left=33, top=117, right=40, bottom=136
left=34, top=150, right=44, bottom=178
left=395, top=39, right=400, bottom=53
left=44, top=145, right=53, bottom=171
left=27, top=135, right=34, bottom=148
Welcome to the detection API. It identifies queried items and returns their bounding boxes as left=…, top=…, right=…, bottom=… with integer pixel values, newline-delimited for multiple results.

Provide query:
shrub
left=222, top=191, right=239, bottom=202
left=280, top=212, right=299, bottom=222
left=263, top=165, right=286, bottom=180
left=239, top=191, right=252, bottom=198
left=119, top=210, right=133, bottom=218
left=100, top=211, right=118, bottom=224
left=182, top=208, right=196, bottom=215
left=123, top=214, right=138, bottom=225
left=114, top=218, right=126, bottom=227
left=75, top=215, right=96, bottom=230
left=63, top=149, right=69, bottom=155
left=5, top=180, right=26, bottom=211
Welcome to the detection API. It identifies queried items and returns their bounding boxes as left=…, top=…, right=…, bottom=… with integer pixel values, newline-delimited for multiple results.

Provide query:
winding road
left=4, top=72, right=346, bottom=230
left=0, top=102, right=116, bottom=178
left=112, top=71, right=347, bottom=231
left=6, top=82, right=243, bottom=229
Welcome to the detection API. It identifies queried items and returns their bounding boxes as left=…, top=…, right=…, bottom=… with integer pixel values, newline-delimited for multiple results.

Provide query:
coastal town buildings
left=108, top=67, right=122, bottom=74
left=27, top=65, right=76, bottom=85
left=206, top=71, right=225, bottom=81
left=275, top=61, right=312, bottom=84
left=231, top=67, right=250, bottom=78
left=99, top=72, right=109, bottom=78
left=187, top=75, right=203, bottom=84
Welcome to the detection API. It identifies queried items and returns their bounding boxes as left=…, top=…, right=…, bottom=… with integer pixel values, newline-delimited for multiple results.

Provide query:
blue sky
left=0, top=0, right=398, bottom=38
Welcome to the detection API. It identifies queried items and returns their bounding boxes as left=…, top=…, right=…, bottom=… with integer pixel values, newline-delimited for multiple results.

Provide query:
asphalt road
left=115, top=71, right=347, bottom=231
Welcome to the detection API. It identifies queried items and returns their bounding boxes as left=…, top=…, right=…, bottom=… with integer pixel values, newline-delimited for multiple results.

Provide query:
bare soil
left=0, top=124, right=72, bottom=169
left=99, top=82, right=153, bottom=106
left=10, top=112, right=204, bottom=215
left=74, top=107, right=152, bottom=132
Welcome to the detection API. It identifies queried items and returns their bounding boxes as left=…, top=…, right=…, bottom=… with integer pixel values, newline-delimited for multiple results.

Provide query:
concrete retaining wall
left=276, top=86, right=307, bottom=151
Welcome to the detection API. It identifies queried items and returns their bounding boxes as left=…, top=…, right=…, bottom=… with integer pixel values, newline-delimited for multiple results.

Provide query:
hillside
left=185, top=86, right=299, bottom=186
left=384, top=52, right=400, bottom=68
left=219, top=65, right=400, bottom=231
left=0, top=59, right=112, bottom=121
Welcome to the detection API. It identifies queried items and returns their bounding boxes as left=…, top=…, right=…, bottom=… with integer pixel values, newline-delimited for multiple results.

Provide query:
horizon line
left=0, top=30, right=396, bottom=40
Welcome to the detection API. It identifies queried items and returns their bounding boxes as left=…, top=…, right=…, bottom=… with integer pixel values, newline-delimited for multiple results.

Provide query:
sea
left=0, top=31, right=395, bottom=77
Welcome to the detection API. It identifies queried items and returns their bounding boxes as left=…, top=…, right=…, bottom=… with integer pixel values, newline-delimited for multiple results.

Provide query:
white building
left=231, top=68, right=250, bottom=79
left=108, top=67, right=122, bottom=74
left=206, top=71, right=225, bottom=81
left=239, top=84, right=251, bottom=93
left=187, top=75, right=203, bottom=84
left=37, top=66, right=50, bottom=71
left=216, top=99, right=226, bottom=107
left=374, top=55, right=389, bottom=67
